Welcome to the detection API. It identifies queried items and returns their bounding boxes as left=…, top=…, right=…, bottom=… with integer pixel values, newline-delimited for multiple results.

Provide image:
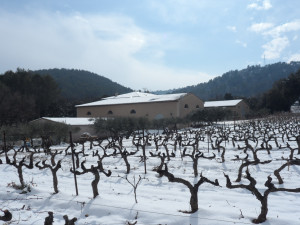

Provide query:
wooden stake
left=3, top=131, right=9, bottom=164
left=70, top=132, right=79, bottom=196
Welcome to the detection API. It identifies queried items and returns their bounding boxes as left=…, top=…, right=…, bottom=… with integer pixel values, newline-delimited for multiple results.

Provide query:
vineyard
left=0, top=115, right=300, bottom=225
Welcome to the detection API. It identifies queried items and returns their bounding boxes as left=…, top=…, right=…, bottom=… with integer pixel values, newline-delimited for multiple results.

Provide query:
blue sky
left=1, top=0, right=300, bottom=91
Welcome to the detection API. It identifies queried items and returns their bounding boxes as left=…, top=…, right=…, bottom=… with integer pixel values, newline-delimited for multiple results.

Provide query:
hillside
left=171, top=62, right=300, bottom=100
left=34, top=68, right=133, bottom=100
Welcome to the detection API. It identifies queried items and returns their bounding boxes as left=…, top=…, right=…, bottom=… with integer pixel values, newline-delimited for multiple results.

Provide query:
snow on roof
left=42, top=117, right=96, bottom=126
left=204, top=99, right=243, bottom=107
left=76, top=92, right=187, bottom=107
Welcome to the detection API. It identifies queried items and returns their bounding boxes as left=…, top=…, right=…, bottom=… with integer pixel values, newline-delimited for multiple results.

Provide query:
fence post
left=70, top=131, right=79, bottom=196
left=206, top=130, right=210, bottom=153
left=3, top=131, right=9, bottom=164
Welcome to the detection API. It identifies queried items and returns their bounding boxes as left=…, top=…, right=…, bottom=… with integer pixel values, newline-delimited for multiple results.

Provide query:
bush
left=94, top=117, right=151, bottom=137
left=189, top=108, right=232, bottom=124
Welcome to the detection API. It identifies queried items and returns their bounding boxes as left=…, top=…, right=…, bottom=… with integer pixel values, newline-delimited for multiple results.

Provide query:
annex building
left=76, top=92, right=204, bottom=120
left=204, top=99, right=249, bottom=119
left=31, top=117, right=96, bottom=140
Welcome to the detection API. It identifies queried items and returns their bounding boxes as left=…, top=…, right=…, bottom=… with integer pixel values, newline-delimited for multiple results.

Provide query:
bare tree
left=121, top=175, right=142, bottom=203
left=8, top=151, right=34, bottom=188
left=157, top=163, right=219, bottom=213
left=149, top=151, right=167, bottom=176
left=44, top=211, right=54, bottom=225
left=132, top=134, right=150, bottom=174
left=224, top=169, right=300, bottom=224
left=182, top=148, right=215, bottom=177
left=235, top=159, right=272, bottom=182
left=35, top=154, right=62, bottom=194
left=71, top=160, right=111, bottom=198
left=274, top=159, right=300, bottom=184
left=63, top=215, right=77, bottom=225
left=0, top=209, right=12, bottom=222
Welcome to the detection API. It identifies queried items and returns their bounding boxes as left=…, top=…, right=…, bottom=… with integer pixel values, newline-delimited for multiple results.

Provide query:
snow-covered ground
left=1, top=119, right=300, bottom=225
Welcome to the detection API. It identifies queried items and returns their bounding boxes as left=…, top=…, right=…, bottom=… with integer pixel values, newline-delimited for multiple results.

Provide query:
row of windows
left=184, top=104, right=200, bottom=109
left=86, top=104, right=200, bottom=116
left=87, top=109, right=136, bottom=116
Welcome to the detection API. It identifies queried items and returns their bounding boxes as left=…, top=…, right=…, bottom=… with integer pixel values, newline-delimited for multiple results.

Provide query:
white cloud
left=236, top=40, right=247, bottom=48
left=249, top=20, right=300, bottom=61
left=262, top=36, right=289, bottom=59
left=288, top=54, right=300, bottom=63
left=247, top=0, right=272, bottom=10
left=148, top=0, right=208, bottom=24
left=227, top=26, right=237, bottom=32
left=249, top=22, right=274, bottom=33
left=264, top=20, right=300, bottom=38
left=147, top=0, right=231, bottom=24
left=0, top=10, right=213, bottom=90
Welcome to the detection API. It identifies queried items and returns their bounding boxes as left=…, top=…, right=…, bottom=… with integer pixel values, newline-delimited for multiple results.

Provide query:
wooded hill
left=171, top=62, right=300, bottom=100
left=0, top=69, right=132, bottom=124
left=34, top=68, right=132, bottom=100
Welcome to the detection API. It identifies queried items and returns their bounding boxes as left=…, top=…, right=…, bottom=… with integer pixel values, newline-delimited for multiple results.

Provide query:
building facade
left=76, top=92, right=204, bottom=120
left=30, top=117, right=96, bottom=141
left=204, top=99, right=250, bottom=119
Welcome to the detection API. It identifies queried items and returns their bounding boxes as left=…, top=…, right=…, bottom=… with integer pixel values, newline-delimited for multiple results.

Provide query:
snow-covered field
left=1, top=119, right=300, bottom=225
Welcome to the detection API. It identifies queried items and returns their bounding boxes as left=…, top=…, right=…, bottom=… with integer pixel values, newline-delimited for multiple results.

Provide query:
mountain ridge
left=170, top=62, right=300, bottom=100
left=33, top=68, right=133, bottom=101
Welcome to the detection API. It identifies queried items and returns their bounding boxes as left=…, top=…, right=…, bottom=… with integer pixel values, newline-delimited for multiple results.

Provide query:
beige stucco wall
left=178, top=93, right=204, bottom=118
left=76, top=93, right=204, bottom=120
left=235, top=101, right=250, bottom=119
left=209, top=100, right=250, bottom=119
left=204, top=100, right=250, bottom=119
left=225, top=101, right=250, bottom=119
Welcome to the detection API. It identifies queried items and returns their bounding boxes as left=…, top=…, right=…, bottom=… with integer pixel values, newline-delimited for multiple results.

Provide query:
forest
left=0, top=69, right=60, bottom=125
left=172, top=61, right=300, bottom=101
left=0, top=68, right=132, bottom=125
left=34, top=68, right=132, bottom=100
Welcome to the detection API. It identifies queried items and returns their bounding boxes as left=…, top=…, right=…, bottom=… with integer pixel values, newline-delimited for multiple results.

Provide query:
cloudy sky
left=1, top=0, right=300, bottom=91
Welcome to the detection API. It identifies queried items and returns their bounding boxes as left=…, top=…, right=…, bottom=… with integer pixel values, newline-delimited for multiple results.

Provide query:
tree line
left=0, top=69, right=110, bottom=125
left=34, top=68, right=133, bottom=100
left=0, top=69, right=61, bottom=125
left=246, top=68, right=300, bottom=115
left=172, top=61, right=300, bottom=100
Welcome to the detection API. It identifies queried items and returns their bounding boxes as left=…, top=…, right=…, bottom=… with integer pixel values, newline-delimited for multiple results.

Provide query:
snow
left=41, top=117, right=96, bottom=126
left=76, top=92, right=187, bottom=107
left=204, top=99, right=242, bottom=107
left=1, top=119, right=300, bottom=225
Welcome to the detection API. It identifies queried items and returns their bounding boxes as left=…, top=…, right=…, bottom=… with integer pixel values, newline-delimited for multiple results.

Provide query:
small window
left=184, top=104, right=189, bottom=108
left=87, top=111, right=91, bottom=115
left=196, top=105, right=199, bottom=108
left=108, top=110, right=113, bottom=115
left=130, top=109, right=136, bottom=114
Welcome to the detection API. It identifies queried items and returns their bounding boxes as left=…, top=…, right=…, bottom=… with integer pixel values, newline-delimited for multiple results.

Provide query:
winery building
left=76, top=92, right=204, bottom=120
left=204, top=99, right=249, bottom=119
